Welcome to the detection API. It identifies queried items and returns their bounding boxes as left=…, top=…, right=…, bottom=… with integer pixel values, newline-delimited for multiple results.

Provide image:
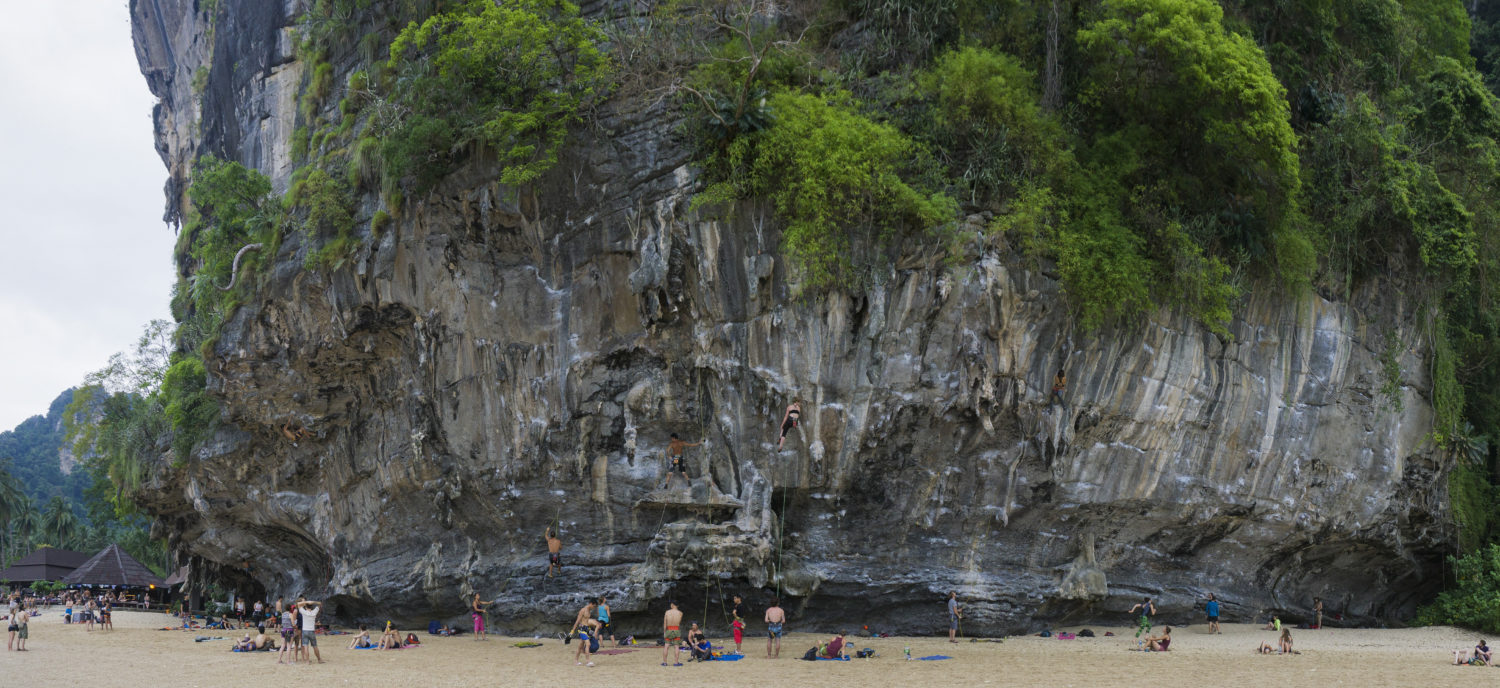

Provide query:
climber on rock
left=778, top=400, right=803, bottom=449
left=280, top=422, right=310, bottom=446
left=1051, top=369, right=1066, bottom=407
left=545, top=527, right=563, bottom=578
left=662, top=433, right=702, bottom=490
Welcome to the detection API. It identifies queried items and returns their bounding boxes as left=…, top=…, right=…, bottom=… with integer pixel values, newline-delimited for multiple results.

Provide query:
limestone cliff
left=132, top=0, right=1453, bottom=634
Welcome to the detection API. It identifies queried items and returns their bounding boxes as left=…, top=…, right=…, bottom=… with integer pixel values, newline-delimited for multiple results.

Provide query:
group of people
left=221, top=597, right=327, bottom=664
left=6, top=592, right=32, bottom=651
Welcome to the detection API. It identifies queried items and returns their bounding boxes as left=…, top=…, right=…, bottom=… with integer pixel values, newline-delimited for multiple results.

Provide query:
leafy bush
left=1077, top=0, right=1304, bottom=263
left=182, top=156, right=276, bottom=322
left=161, top=357, right=218, bottom=462
left=916, top=46, right=1064, bottom=205
left=382, top=0, right=610, bottom=192
left=701, top=91, right=956, bottom=287
left=1417, top=542, right=1500, bottom=633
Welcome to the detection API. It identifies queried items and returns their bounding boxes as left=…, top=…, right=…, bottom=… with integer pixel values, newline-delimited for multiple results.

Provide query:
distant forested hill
left=0, top=389, right=90, bottom=506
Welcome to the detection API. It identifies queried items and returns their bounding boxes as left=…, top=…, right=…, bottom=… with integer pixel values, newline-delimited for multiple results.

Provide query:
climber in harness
left=281, top=422, right=311, bottom=445
left=662, top=433, right=702, bottom=489
left=1051, top=369, right=1066, bottom=407
left=777, top=400, right=803, bottom=449
left=545, top=527, right=563, bottom=578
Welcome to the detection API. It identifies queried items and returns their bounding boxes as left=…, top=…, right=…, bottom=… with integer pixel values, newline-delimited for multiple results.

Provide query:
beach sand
left=0, top=611, right=1492, bottom=687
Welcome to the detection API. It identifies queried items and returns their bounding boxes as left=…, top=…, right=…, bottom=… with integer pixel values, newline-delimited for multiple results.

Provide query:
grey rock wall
left=132, top=0, right=1453, bottom=636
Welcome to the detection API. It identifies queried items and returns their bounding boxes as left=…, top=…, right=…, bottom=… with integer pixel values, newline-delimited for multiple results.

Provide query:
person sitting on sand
left=1145, top=626, right=1172, bottom=651
left=1257, top=642, right=1276, bottom=654
left=1262, top=615, right=1281, bottom=631
left=687, top=622, right=712, bottom=661
left=822, top=631, right=848, bottom=659
left=1278, top=628, right=1296, bottom=654
left=379, top=622, right=401, bottom=650
left=251, top=626, right=276, bottom=651
left=1476, top=639, right=1492, bottom=665
left=348, top=624, right=372, bottom=649
left=234, top=633, right=256, bottom=651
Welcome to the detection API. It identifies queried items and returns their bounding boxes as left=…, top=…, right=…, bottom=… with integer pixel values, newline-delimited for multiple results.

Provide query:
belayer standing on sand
left=663, top=433, right=703, bottom=489
left=778, top=400, right=803, bottom=449
left=1313, top=597, right=1323, bottom=629
left=731, top=594, right=746, bottom=653
left=1130, top=597, right=1156, bottom=638
left=948, top=591, right=963, bottom=643
left=662, top=600, right=684, bottom=666
left=471, top=593, right=494, bottom=640
left=597, top=596, right=614, bottom=642
left=1205, top=593, right=1221, bottom=634
left=546, top=527, right=562, bottom=578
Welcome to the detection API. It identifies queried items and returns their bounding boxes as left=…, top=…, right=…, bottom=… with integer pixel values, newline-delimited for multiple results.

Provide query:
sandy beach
left=1, top=611, right=1493, bottom=687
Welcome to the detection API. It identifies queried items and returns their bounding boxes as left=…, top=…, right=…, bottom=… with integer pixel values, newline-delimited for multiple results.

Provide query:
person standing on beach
left=765, top=598, right=786, bottom=658
left=6, top=597, right=19, bottom=651
left=1129, top=597, right=1156, bottom=638
left=546, top=527, right=563, bottom=577
left=13, top=602, right=26, bottom=651
left=297, top=598, right=325, bottom=664
left=569, top=599, right=598, bottom=641
left=948, top=591, right=962, bottom=643
left=597, top=596, right=614, bottom=642
left=574, top=616, right=598, bottom=666
left=471, top=593, right=493, bottom=640
left=1313, top=597, right=1323, bottom=629
left=731, top=594, right=746, bottom=652
left=278, top=605, right=297, bottom=664
left=663, top=601, right=684, bottom=666
left=1205, top=594, right=1221, bottom=634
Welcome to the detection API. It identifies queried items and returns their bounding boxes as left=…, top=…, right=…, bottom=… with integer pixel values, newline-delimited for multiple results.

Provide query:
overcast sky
left=0, top=2, right=175, bottom=431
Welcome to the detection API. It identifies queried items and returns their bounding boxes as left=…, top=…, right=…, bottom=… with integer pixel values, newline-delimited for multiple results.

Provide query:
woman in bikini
left=471, top=593, right=493, bottom=640
left=778, top=401, right=802, bottom=449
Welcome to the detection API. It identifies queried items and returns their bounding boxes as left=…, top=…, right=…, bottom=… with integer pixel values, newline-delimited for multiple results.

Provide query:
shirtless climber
left=778, top=400, right=802, bottom=449
left=281, top=422, right=311, bottom=445
left=1051, top=369, right=1066, bottom=406
left=662, top=433, right=702, bottom=489
left=545, top=527, right=563, bottom=578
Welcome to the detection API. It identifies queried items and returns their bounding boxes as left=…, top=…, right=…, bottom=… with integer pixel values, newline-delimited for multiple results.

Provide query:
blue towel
left=717, top=653, right=745, bottom=661
left=816, top=656, right=851, bottom=661
left=918, top=655, right=953, bottom=661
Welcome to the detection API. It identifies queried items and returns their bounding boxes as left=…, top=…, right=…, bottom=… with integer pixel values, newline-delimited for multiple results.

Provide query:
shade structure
left=61, top=544, right=166, bottom=588
left=0, top=547, right=91, bottom=583
left=163, top=566, right=188, bottom=587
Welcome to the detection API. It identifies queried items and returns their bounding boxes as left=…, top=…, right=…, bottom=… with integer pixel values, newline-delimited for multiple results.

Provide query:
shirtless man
left=765, top=598, right=786, bottom=658
left=778, top=401, right=802, bottom=449
left=546, top=527, right=562, bottom=577
left=1313, top=597, right=1323, bottom=629
left=663, top=434, right=702, bottom=489
left=569, top=599, right=598, bottom=641
left=662, top=601, right=684, bottom=666
left=574, top=616, right=599, bottom=666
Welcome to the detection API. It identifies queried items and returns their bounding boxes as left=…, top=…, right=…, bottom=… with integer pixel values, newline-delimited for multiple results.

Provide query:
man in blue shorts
left=1205, top=594, right=1221, bottom=634
left=765, top=598, right=785, bottom=658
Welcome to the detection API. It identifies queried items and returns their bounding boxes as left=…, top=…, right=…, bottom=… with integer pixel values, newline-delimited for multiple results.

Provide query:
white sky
left=0, top=1, right=175, bottom=431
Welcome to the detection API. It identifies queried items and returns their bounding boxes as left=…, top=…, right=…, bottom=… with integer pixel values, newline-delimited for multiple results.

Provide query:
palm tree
left=10, top=496, right=41, bottom=558
left=41, top=496, right=80, bottom=549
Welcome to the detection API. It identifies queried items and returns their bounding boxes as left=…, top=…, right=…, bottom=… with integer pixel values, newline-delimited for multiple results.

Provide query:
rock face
left=132, top=0, right=1454, bottom=635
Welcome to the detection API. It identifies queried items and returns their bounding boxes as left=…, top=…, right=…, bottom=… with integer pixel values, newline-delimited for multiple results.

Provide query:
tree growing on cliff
left=381, top=0, right=611, bottom=192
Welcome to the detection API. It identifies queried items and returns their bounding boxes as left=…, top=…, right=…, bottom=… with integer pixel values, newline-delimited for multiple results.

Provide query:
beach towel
left=1057, top=632, right=1076, bottom=639
left=512, top=641, right=544, bottom=649
left=592, top=648, right=636, bottom=655
left=716, top=653, right=745, bottom=661
left=917, top=655, right=952, bottom=661
left=815, top=656, right=851, bottom=661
